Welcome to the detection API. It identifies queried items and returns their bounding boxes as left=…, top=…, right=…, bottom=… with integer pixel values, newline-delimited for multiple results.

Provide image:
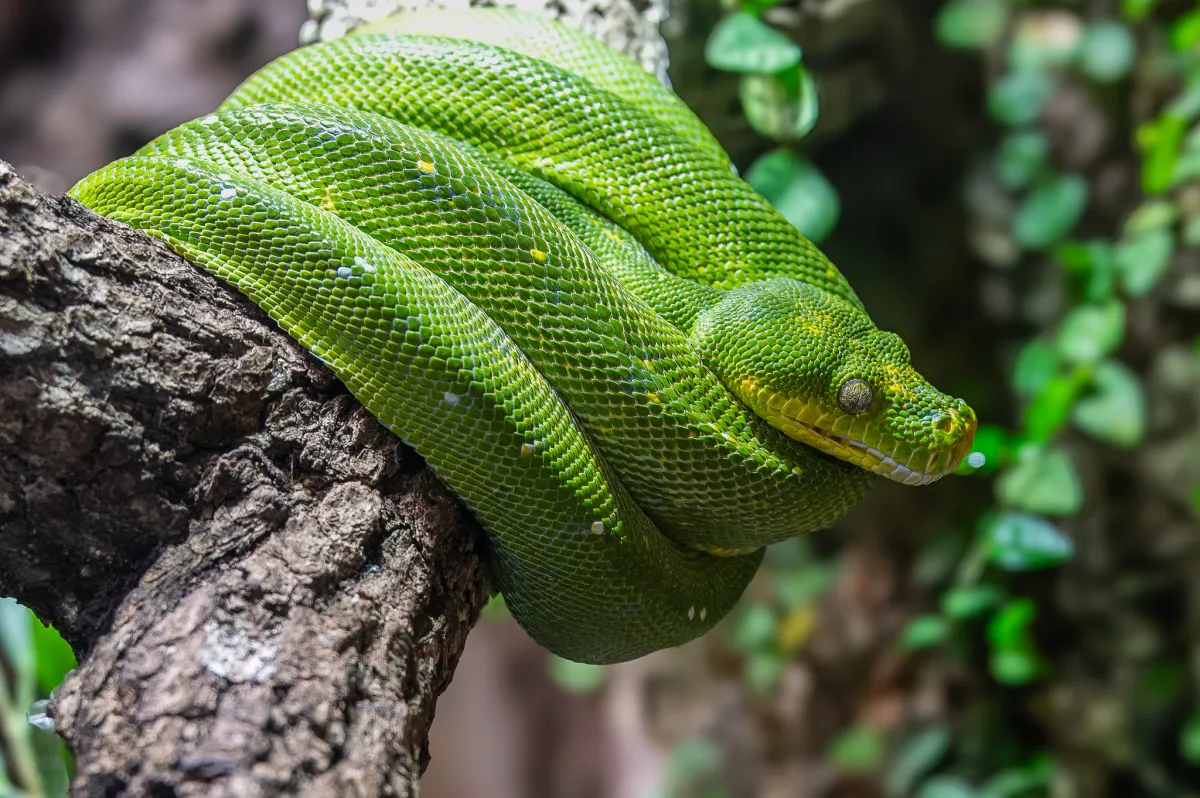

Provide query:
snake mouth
left=786, top=420, right=969, bottom=486
left=739, top=380, right=976, bottom=486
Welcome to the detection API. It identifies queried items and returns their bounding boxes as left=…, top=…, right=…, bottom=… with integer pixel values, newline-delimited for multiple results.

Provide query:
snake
left=70, top=7, right=977, bottom=664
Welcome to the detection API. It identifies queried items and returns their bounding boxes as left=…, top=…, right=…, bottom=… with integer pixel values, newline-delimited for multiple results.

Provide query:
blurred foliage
left=0, top=600, right=74, bottom=798
left=704, top=1, right=836, bottom=241
left=678, top=0, right=1200, bottom=795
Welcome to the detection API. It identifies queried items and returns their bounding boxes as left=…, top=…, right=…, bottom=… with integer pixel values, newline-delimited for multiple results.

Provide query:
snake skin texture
left=71, top=10, right=976, bottom=663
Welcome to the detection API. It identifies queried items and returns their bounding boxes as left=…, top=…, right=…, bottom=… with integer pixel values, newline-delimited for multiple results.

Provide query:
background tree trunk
left=0, top=0, right=664, bottom=793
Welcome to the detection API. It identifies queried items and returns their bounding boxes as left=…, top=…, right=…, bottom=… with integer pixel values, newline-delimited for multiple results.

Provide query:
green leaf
left=900, top=615, right=949, bottom=651
left=993, top=444, right=1080, bottom=513
left=985, top=511, right=1075, bottom=569
left=1170, top=150, right=1200, bottom=188
left=996, top=131, right=1048, bottom=190
left=731, top=603, right=777, bottom=651
left=745, top=149, right=840, bottom=243
left=706, top=13, right=802, bottom=74
left=1012, top=339, right=1060, bottom=397
left=547, top=655, right=606, bottom=693
left=942, top=584, right=1005, bottom=619
left=935, top=0, right=1007, bottom=49
left=738, top=64, right=820, bottom=142
left=739, top=0, right=786, bottom=14
left=1121, top=0, right=1159, bottom=22
left=744, top=649, right=786, bottom=693
left=1168, top=82, right=1200, bottom=121
left=1013, top=173, right=1089, bottom=249
left=918, top=776, right=981, bottom=798
left=0, top=598, right=34, bottom=678
left=30, top=615, right=75, bottom=698
left=0, top=601, right=73, bottom=798
left=1024, top=373, right=1085, bottom=441
left=1139, top=113, right=1187, bottom=194
left=829, top=725, right=886, bottom=773
left=980, top=755, right=1056, bottom=797
left=1115, top=227, right=1174, bottom=296
left=991, top=647, right=1040, bottom=685
left=1181, top=712, right=1200, bottom=764
left=1054, top=240, right=1108, bottom=276
left=1185, top=215, right=1200, bottom=249
left=987, top=598, right=1037, bottom=649
left=988, top=70, right=1055, bottom=127
left=1054, top=240, right=1115, bottom=302
left=1077, top=22, right=1136, bottom=83
left=1055, top=301, right=1125, bottom=364
left=1170, top=8, right=1200, bottom=51
left=1123, top=200, right=1178, bottom=235
left=1073, top=359, right=1145, bottom=448
left=996, top=447, right=1083, bottom=516
left=886, top=726, right=951, bottom=798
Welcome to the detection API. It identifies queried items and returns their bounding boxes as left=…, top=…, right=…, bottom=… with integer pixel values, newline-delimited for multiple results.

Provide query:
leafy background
left=2, top=0, right=1199, bottom=795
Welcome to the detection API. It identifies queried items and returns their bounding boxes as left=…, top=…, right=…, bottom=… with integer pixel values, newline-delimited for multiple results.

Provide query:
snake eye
left=838, top=378, right=873, bottom=415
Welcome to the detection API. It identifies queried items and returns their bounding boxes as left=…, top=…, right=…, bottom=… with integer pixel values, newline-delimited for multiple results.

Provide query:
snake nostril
left=935, top=415, right=955, bottom=433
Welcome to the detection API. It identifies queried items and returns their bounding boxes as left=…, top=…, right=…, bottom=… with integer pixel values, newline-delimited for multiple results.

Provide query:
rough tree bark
left=0, top=156, right=491, bottom=796
left=0, top=0, right=666, bottom=794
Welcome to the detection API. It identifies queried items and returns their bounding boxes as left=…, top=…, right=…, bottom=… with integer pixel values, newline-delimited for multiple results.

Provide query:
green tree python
left=70, top=7, right=977, bottom=664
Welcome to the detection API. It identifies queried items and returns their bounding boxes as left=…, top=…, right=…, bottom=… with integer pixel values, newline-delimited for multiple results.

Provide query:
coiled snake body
left=72, top=8, right=976, bottom=664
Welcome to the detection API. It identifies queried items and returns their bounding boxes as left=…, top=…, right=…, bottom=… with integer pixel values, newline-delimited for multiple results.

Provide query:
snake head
left=693, top=279, right=977, bottom=485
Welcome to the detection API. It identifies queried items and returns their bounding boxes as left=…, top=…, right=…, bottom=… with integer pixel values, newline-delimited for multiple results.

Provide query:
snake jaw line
left=740, top=377, right=975, bottom=485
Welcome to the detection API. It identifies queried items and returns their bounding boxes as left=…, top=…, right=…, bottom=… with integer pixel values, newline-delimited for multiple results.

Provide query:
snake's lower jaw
left=796, top=427, right=957, bottom=485
left=836, top=407, right=977, bottom=485
left=754, top=398, right=978, bottom=486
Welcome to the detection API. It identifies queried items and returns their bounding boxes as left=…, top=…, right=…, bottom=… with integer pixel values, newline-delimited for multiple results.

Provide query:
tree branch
left=0, top=2, right=667, bottom=792
left=0, top=156, right=492, bottom=794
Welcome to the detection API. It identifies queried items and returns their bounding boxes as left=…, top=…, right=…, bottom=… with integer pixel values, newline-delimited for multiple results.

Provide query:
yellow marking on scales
left=530, top=248, right=548, bottom=263
left=320, top=184, right=339, bottom=212
left=417, top=158, right=435, bottom=174
left=704, top=545, right=752, bottom=557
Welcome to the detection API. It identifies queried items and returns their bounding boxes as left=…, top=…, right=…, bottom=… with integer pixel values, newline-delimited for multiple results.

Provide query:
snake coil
left=72, top=8, right=976, bottom=663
